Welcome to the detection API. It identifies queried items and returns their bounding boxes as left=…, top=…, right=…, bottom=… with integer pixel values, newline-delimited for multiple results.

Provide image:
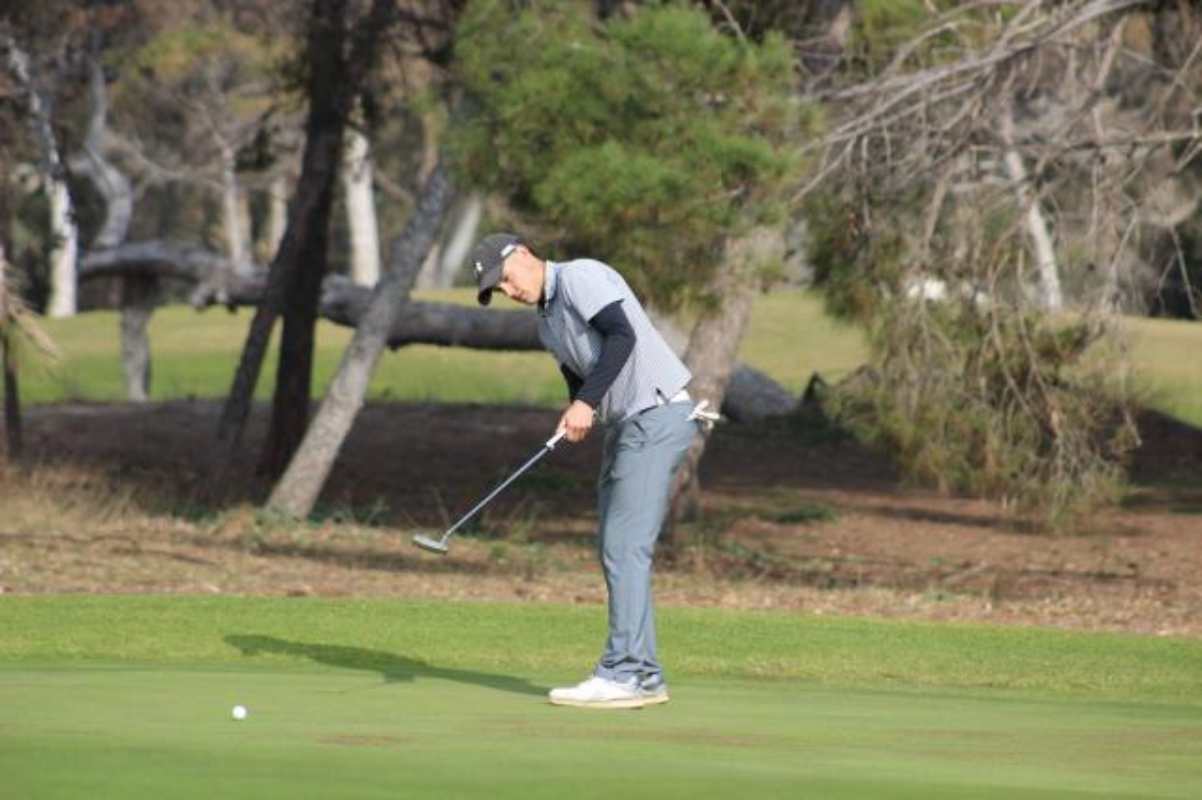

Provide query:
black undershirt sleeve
left=575, top=300, right=635, bottom=409
left=559, top=364, right=583, bottom=401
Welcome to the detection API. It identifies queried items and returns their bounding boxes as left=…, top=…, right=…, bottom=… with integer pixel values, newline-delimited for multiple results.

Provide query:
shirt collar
left=539, top=260, right=558, bottom=314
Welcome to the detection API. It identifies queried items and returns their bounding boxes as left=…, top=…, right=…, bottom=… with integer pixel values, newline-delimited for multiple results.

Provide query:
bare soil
left=2, top=400, right=1200, bottom=637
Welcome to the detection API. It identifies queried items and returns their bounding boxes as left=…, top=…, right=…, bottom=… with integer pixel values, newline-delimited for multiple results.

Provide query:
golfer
left=472, top=233, right=715, bottom=709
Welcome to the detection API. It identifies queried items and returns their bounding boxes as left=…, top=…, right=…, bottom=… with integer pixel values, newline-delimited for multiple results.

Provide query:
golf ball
left=232, top=704, right=248, bottom=720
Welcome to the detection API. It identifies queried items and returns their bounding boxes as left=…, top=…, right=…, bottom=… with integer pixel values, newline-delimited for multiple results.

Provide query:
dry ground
left=2, top=400, right=1200, bottom=637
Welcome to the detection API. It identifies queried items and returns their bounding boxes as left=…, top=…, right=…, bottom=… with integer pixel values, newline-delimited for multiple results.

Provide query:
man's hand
left=557, top=400, right=596, bottom=443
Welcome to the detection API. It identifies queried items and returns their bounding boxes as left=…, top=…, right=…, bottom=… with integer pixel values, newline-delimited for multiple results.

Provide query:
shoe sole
left=548, top=696, right=650, bottom=709
left=641, top=692, right=670, bottom=706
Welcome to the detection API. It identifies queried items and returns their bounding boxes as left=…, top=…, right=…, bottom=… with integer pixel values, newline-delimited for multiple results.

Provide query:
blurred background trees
left=1, top=0, right=1199, bottom=527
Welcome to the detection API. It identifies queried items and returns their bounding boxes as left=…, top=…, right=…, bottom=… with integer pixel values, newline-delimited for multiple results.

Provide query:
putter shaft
left=416, top=431, right=565, bottom=552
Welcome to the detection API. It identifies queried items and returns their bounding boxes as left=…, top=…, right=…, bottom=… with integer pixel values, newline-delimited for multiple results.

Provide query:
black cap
left=471, top=232, right=522, bottom=306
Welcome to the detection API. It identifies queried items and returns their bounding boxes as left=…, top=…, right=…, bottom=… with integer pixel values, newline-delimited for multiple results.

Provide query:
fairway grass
left=2, top=597, right=1201, bottom=798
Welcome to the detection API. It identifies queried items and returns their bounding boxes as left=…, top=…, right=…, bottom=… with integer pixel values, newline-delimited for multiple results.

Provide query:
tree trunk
left=265, top=174, right=289, bottom=261
left=343, top=121, right=381, bottom=286
left=2, top=334, right=19, bottom=461
left=1000, top=106, right=1063, bottom=312
left=70, top=58, right=153, bottom=401
left=78, top=240, right=799, bottom=422
left=0, top=239, right=19, bottom=462
left=219, top=0, right=361, bottom=452
left=119, top=276, right=156, bottom=402
left=252, top=0, right=394, bottom=478
left=417, top=192, right=482, bottom=289
left=666, top=226, right=785, bottom=542
left=220, top=144, right=248, bottom=274
left=45, top=181, right=79, bottom=317
left=2, top=37, right=78, bottom=317
left=269, top=160, right=454, bottom=516
left=249, top=119, right=343, bottom=472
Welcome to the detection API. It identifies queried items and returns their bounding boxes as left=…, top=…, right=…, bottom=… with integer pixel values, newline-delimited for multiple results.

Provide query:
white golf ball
left=232, top=704, right=248, bottom=720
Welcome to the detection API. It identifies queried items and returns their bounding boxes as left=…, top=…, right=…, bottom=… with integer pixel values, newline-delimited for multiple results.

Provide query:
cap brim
left=475, top=263, right=503, bottom=305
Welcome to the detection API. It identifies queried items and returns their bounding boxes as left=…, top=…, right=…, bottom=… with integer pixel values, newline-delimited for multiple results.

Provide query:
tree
left=218, top=0, right=397, bottom=479
left=0, top=236, right=59, bottom=462
left=1, top=30, right=79, bottom=317
left=69, top=57, right=157, bottom=401
left=451, top=0, right=805, bottom=534
left=342, top=101, right=382, bottom=286
left=796, top=0, right=1199, bottom=524
left=267, top=159, right=454, bottom=516
left=110, top=4, right=293, bottom=296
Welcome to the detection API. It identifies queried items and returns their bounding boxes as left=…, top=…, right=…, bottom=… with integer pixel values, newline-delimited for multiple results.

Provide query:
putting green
left=2, top=597, right=1201, bottom=798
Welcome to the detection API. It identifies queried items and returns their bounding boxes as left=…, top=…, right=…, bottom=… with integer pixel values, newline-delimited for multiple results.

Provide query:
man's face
left=496, top=247, right=543, bottom=305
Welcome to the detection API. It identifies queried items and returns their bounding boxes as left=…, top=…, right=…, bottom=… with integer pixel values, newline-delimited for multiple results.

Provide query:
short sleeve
left=559, top=263, right=624, bottom=322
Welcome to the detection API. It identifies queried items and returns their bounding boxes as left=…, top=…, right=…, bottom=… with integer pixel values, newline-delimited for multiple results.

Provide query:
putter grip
left=546, top=430, right=566, bottom=449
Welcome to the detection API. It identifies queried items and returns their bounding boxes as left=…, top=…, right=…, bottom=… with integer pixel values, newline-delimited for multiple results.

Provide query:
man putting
left=472, top=233, right=714, bottom=709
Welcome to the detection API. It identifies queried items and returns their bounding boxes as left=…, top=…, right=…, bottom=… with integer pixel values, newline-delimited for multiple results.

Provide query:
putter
left=413, top=430, right=566, bottom=555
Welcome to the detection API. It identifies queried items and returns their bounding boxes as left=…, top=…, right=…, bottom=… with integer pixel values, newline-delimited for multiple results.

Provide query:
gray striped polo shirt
left=537, top=259, right=692, bottom=424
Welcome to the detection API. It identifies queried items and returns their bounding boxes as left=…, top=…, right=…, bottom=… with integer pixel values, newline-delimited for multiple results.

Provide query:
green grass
left=1123, top=316, right=1202, bottom=427
left=19, top=289, right=1202, bottom=426
left=2, top=596, right=1201, bottom=798
left=22, top=298, right=567, bottom=408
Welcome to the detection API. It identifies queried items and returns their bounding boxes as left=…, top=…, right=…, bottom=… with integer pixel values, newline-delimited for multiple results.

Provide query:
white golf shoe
left=548, top=675, right=646, bottom=709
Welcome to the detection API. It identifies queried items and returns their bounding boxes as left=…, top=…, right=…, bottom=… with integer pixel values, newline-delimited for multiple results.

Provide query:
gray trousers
left=593, top=401, right=698, bottom=684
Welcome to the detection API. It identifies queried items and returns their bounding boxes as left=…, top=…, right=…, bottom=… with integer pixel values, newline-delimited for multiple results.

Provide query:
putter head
left=412, top=533, right=449, bottom=555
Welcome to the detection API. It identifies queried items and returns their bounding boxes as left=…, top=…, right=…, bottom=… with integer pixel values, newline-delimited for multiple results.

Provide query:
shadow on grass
left=224, top=635, right=547, bottom=697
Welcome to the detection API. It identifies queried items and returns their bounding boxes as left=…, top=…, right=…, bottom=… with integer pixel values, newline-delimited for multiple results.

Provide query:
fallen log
left=79, top=244, right=800, bottom=421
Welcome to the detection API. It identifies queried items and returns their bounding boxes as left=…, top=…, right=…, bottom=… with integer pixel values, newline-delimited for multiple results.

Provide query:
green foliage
left=831, top=299, right=1138, bottom=530
left=805, top=147, right=1138, bottom=527
left=119, top=19, right=283, bottom=90
left=451, top=0, right=807, bottom=309
left=848, top=0, right=935, bottom=69
left=108, top=15, right=287, bottom=177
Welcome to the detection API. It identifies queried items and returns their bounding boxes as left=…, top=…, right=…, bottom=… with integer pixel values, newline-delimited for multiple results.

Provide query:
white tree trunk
left=1001, top=108, right=1063, bottom=312
left=343, top=126, right=381, bottom=286
left=417, top=193, right=483, bottom=289
left=4, top=37, right=78, bottom=317
left=45, top=181, right=78, bottom=318
left=220, top=145, right=247, bottom=268
left=266, top=174, right=289, bottom=260
left=70, top=59, right=152, bottom=402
